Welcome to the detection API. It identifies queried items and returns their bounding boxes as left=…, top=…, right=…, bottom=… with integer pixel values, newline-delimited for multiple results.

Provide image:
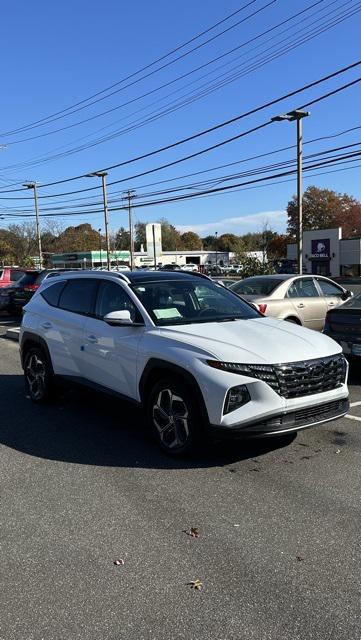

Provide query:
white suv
left=20, top=271, right=349, bottom=455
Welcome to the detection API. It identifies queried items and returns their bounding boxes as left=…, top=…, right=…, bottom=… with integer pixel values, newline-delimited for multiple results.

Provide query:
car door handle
left=297, top=303, right=305, bottom=308
left=328, top=301, right=335, bottom=306
left=41, top=322, right=52, bottom=329
left=86, top=334, right=98, bottom=343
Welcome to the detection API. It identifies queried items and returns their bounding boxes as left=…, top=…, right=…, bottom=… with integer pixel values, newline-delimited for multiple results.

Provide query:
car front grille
left=274, top=354, right=347, bottom=399
left=242, top=354, right=347, bottom=399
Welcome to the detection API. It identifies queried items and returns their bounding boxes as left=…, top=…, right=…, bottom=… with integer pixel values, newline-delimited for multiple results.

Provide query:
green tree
left=114, top=226, right=130, bottom=250
left=217, top=233, right=244, bottom=252
left=201, top=235, right=216, bottom=249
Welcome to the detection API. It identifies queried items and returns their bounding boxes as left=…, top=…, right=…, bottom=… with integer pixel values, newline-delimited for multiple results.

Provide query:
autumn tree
left=287, top=186, right=361, bottom=237
left=53, top=224, right=100, bottom=252
left=180, top=231, right=202, bottom=250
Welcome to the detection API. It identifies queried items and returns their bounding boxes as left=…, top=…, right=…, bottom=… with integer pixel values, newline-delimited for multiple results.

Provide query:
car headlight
left=207, top=360, right=280, bottom=393
left=224, top=385, right=251, bottom=414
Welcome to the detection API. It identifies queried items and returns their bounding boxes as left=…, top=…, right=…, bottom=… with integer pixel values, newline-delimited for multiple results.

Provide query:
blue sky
left=0, top=0, right=360, bottom=237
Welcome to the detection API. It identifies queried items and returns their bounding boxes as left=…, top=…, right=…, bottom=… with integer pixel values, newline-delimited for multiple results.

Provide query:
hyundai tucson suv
left=20, top=271, right=349, bottom=455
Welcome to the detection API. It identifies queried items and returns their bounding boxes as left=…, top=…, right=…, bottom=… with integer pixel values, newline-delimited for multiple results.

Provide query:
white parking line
left=350, top=401, right=361, bottom=408
left=346, top=415, right=361, bottom=422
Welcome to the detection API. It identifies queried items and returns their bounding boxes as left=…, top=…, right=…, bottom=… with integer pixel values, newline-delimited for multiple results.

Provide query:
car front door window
left=95, top=281, right=142, bottom=322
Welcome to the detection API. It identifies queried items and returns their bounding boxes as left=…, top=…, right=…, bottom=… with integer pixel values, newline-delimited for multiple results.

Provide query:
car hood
left=159, top=317, right=341, bottom=364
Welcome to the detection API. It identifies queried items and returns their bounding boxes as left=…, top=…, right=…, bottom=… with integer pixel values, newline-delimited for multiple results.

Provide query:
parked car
left=230, top=275, right=352, bottom=331
left=323, top=292, right=361, bottom=358
left=11, top=269, right=74, bottom=315
left=20, top=270, right=348, bottom=455
left=158, top=264, right=182, bottom=271
left=0, top=267, right=26, bottom=288
left=181, top=263, right=199, bottom=272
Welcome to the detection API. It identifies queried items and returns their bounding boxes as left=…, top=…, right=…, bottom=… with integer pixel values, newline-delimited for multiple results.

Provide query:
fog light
left=224, top=385, right=250, bottom=414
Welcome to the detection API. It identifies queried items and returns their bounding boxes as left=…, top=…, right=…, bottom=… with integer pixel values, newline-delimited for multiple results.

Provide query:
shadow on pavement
left=0, top=374, right=295, bottom=469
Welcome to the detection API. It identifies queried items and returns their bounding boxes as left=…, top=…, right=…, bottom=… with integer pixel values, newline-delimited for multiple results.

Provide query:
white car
left=180, top=263, right=198, bottom=272
left=20, top=271, right=349, bottom=455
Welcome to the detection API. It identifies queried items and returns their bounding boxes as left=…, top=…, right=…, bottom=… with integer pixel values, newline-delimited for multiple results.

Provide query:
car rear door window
left=288, top=278, right=319, bottom=298
left=41, top=281, right=66, bottom=307
left=58, top=279, right=98, bottom=315
left=316, top=278, right=344, bottom=297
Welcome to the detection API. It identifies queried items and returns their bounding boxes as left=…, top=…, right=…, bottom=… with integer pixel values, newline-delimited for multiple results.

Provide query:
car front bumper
left=210, top=397, right=349, bottom=438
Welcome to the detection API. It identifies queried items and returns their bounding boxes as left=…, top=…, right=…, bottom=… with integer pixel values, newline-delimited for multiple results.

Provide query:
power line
left=0, top=0, right=271, bottom=137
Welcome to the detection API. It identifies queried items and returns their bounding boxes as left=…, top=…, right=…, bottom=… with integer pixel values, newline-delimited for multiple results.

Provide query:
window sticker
left=153, top=307, right=182, bottom=319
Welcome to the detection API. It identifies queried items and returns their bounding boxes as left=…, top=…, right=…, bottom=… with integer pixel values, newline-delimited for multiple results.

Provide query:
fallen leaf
left=114, top=559, right=125, bottom=566
left=296, top=556, right=304, bottom=562
left=188, top=579, right=203, bottom=590
left=335, top=449, right=341, bottom=454
left=184, top=527, right=200, bottom=538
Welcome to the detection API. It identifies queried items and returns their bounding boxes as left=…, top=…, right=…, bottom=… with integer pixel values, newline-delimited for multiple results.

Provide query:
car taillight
left=258, top=303, right=267, bottom=314
left=24, top=284, right=39, bottom=292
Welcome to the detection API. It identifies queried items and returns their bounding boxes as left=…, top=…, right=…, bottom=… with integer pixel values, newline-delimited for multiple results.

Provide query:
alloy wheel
left=26, top=353, right=46, bottom=400
left=152, top=388, right=189, bottom=450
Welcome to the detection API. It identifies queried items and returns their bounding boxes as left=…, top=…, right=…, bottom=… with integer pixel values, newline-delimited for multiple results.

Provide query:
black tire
left=285, top=317, right=300, bottom=324
left=146, top=377, right=201, bottom=456
left=24, top=346, right=54, bottom=404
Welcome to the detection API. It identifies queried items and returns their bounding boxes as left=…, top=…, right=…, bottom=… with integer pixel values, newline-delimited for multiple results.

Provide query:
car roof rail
left=58, top=269, right=132, bottom=284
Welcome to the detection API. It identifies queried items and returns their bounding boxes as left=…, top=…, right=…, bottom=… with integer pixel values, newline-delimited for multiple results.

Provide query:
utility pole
left=126, top=189, right=135, bottom=270
left=215, top=231, right=218, bottom=270
left=23, top=182, right=43, bottom=269
left=87, top=171, right=111, bottom=270
left=152, top=224, right=157, bottom=269
left=271, top=110, right=310, bottom=275
left=98, top=228, right=102, bottom=268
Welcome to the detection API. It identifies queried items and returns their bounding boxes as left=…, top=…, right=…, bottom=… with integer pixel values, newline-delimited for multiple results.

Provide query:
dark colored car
left=158, top=264, right=182, bottom=271
left=323, top=292, right=361, bottom=358
left=10, top=269, right=73, bottom=314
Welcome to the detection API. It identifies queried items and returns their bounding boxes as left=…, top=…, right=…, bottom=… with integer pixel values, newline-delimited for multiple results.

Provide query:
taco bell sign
left=310, top=238, right=330, bottom=259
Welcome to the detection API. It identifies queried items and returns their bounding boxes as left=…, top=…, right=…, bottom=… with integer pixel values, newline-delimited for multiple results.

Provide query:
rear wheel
left=147, top=378, right=201, bottom=455
left=285, top=316, right=301, bottom=324
left=24, top=346, right=54, bottom=403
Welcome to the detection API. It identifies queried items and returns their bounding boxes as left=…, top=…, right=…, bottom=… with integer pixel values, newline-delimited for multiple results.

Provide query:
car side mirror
left=341, top=289, right=353, bottom=301
left=103, top=310, right=144, bottom=326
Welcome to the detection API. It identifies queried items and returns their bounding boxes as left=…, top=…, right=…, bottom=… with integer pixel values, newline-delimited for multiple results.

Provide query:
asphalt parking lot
left=0, top=315, right=360, bottom=640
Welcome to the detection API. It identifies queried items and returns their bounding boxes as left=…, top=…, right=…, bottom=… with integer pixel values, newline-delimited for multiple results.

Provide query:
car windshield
left=231, top=278, right=282, bottom=296
left=131, top=279, right=260, bottom=325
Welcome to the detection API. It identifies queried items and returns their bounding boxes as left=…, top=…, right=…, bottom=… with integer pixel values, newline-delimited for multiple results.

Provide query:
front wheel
left=147, top=378, right=201, bottom=455
left=24, top=347, right=54, bottom=403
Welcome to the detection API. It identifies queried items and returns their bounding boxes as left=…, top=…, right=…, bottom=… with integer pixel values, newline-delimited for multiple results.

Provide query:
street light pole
left=271, top=109, right=310, bottom=275
left=215, top=231, right=218, bottom=269
left=87, top=171, right=111, bottom=270
left=23, top=181, right=43, bottom=269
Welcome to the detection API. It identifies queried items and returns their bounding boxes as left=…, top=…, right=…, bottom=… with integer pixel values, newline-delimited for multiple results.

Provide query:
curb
left=5, top=327, right=20, bottom=341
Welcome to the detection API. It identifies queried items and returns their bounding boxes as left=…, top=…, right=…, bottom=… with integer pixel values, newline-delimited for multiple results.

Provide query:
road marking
left=350, top=401, right=361, bottom=408
left=346, top=415, right=361, bottom=422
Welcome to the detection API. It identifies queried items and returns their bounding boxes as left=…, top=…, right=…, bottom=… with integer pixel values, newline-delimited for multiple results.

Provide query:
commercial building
left=287, top=228, right=361, bottom=277
left=51, top=248, right=264, bottom=270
